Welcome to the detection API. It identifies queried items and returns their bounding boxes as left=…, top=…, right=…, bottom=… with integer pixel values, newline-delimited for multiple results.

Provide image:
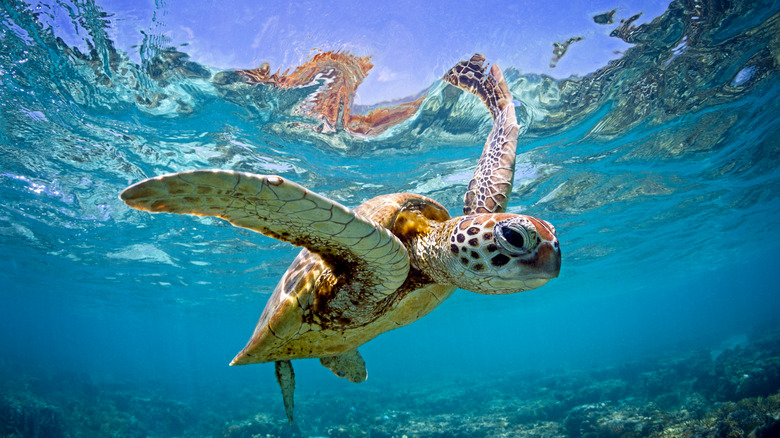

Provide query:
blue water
left=2, top=0, right=780, bottom=436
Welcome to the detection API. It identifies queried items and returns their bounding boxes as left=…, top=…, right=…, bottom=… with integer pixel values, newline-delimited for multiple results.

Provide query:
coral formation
left=1, top=327, right=779, bottom=437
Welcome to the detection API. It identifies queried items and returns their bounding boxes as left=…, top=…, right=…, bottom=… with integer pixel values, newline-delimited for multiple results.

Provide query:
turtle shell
left=230, top=192, right=456, bottom=365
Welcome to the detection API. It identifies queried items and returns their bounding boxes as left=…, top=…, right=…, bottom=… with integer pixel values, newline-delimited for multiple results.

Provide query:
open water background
left=1, top=0, right=779, bottom=436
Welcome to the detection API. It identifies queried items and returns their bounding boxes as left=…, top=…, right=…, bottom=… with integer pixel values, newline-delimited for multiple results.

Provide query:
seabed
left=2, top=327, right=779, bottom=437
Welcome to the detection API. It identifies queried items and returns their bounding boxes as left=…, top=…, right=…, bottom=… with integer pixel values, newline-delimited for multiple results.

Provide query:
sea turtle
left=120, top=54, right=561, bottom=424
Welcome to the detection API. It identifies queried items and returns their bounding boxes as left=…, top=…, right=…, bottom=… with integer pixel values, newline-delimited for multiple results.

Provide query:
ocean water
left=1, top=0, right=780, bottom=437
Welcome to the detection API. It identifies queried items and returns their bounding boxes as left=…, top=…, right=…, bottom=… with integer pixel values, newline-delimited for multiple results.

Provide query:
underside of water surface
left=1, top=0, right=780, bottom=436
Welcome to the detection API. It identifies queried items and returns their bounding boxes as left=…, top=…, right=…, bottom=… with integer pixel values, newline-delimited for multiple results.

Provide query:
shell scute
left=235, top=193, right=449, bottom=363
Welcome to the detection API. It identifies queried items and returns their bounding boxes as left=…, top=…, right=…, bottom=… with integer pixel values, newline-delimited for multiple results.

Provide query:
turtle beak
left=488, top=239, right=561, bottom=294
left=526, top=217, right=561, bottom=279
left=538, top=239, right=562, bottom=279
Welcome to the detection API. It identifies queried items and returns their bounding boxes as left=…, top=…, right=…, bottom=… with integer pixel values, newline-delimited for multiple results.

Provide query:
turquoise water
left=2, top=0, right=780, bottom=436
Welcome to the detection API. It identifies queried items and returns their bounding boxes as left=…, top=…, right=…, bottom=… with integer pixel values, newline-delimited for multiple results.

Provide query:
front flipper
left=444, top=54, right=520, bottom=215
left=275, top=360, right=295, bottom=424
left=319, top=349, right=368, bottom=383
left=120, top=171, right=409, bottom=300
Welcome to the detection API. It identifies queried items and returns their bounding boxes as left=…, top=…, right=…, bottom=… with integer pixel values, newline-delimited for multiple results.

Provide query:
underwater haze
left=2, top=0, right=780, bottom=437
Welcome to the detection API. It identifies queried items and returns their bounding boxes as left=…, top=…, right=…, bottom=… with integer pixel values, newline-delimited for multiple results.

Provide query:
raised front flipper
left=319, top=349, right=368, bottom=383
left=444, top=54, right=520, bottom=215
left=120, top=170, right=409, bottom=300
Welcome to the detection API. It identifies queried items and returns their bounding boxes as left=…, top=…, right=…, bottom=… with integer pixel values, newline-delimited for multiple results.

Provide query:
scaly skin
left=121, top=171, right=409, bottom=302
left=407, top=214, right=560, bottom=295
left=444, top=54, right=519, bottom=214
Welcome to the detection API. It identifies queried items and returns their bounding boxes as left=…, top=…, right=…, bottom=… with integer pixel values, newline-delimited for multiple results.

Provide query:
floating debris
left=593, top=10, right=616, bottom=25
left=610, top=12, right=643, bottom=43
left=550, top=36, right=584, bottom=68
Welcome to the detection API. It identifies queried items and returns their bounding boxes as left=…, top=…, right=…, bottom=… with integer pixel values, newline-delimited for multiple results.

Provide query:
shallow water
left=2, top=0, right=780, bottom=437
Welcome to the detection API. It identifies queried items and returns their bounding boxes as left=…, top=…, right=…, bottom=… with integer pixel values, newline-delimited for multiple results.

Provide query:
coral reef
left=1, top=327, right=779, bottom=437
left=0, top=393, right=64, bottom=438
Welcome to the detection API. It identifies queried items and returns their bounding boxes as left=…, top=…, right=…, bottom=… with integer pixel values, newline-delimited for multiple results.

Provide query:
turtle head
left=445, top=213, right=561, bottom=294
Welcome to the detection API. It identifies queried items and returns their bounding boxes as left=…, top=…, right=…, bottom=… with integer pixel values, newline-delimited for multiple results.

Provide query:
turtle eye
left=503, top=227, right=527, bottom=248
left=495, top=223, right=536, bottom=255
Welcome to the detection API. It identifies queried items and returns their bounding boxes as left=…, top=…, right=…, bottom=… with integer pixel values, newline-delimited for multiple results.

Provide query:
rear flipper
left=275, top=352, right=365, bottom=425
left=319, top=349, right=368, bottom=383
left=275, top=360, right=295, bottom=424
